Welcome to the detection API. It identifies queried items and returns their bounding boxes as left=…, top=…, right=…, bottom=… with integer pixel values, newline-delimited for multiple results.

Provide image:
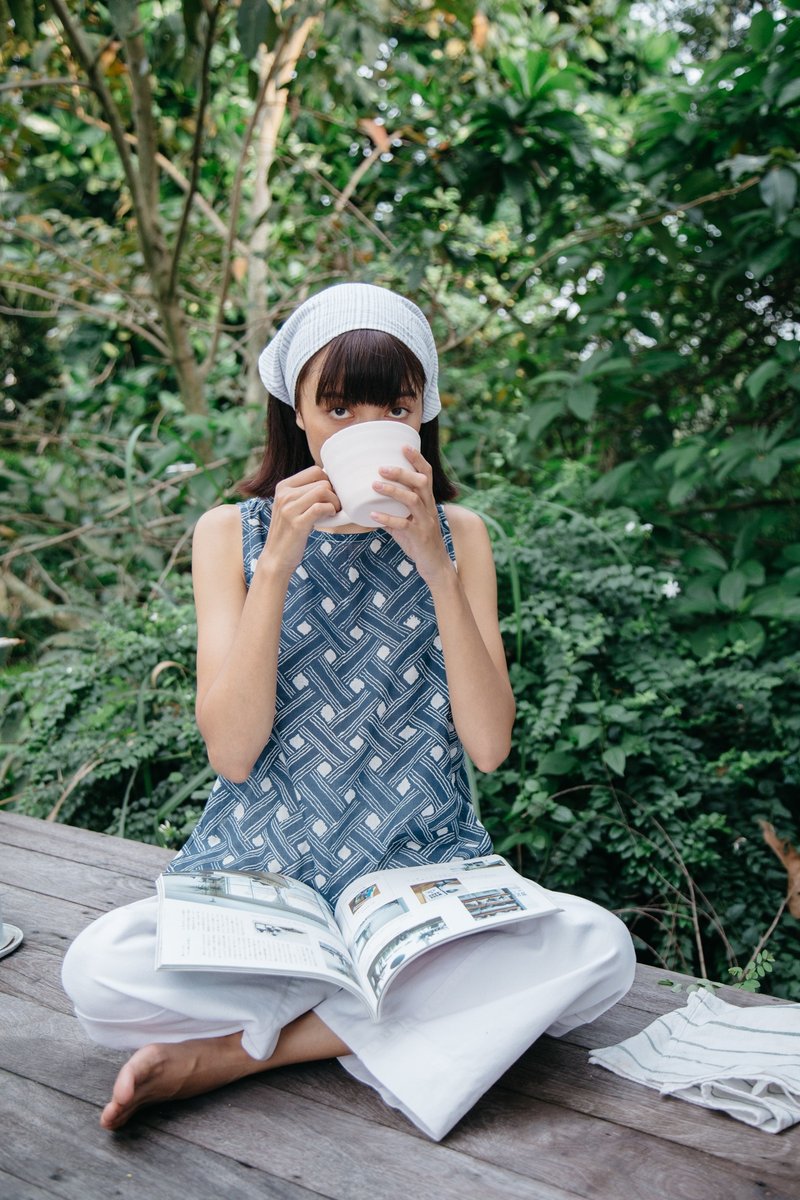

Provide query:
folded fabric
left=589, top=988, right=800, bottom=1133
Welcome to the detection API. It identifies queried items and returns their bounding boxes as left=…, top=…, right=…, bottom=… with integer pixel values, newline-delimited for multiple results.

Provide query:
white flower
left=625, top=520, right=637, bottom=533
left=661, top=578, right=681, bottom=599
left=641, top=523, right=653, bottom=532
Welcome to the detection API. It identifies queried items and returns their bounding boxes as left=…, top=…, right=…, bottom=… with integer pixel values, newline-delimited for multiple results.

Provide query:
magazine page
left=156, top=870, right=368, bottom=1005
left=333, top=855, right=561, bottom=1017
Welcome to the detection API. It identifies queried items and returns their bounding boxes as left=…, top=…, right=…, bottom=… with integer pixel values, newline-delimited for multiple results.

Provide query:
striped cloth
left=257, top=283, right=441, bottom=421
left=589, top=988, right=800, bottom=1133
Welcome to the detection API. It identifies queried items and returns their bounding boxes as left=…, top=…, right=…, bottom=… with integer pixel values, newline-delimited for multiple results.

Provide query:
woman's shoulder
left=441, top=504, right=494, bottom=575
left=441, top=503, right=488, bottom=537
left=194, top=502, right=244, bottom=538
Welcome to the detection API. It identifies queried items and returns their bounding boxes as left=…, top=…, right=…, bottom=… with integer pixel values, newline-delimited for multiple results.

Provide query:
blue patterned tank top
left=169, top=498, right=492, bottom=905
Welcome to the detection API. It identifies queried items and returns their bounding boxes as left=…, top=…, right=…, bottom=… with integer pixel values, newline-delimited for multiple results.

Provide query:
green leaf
left=522, top=50, right=550, bottom=99
left=683, top=546, right=728, bottom=572
left=528, top=401, right=564, bottom=442
left=778, top=77, right=800, bottom=108
left=727, top=620, right=765, bottom=655
left=667, top=478, right=695, bottom=506
left=538, top=750, right=577, bottom=776
left=602, top=746, right=626, bottom=776
left=566, top=383, right=598, bottom=421
left=749, top=452, right=782, bottom=486
left=745, top=358, right=782, bottom=400
left=748, top=238, right=793, bottom=280
left=7, top=0, right=36, bottom=41
left=720, top=153, right=769, bottom=182
left=655, top=441, right=704, bottom=476
left=571, top=724, right=601, bottom=750
left=530, top=370, right=576, bottom=386
left=688, top=626, right=728, bottom=657
left=738, top=560, right=765, bottom=586
left=718, top=569, right=747, bottom=611
left=760, top=168, right=798, bottom=226
left=750, top=596, right=800, bottom=620
left=237, top=0, right=279, bottom=59
left=776, top=438, right=800, bottom=462
left=108, top=0, right=138, bottom=36
left=583, top=356, right=634, bottom=380
left=748, top=9, right=774, bottom=52
left=587, top=461, right=636, bottom=501
left=679, top=584, right=719, bottom=614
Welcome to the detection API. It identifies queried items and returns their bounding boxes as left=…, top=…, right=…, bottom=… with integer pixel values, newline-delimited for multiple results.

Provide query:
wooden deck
left=1, top=810, right=797, bottom=1200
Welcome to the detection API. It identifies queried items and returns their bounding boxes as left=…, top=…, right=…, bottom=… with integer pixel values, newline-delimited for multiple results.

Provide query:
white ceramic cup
left=317, top=422, right=422, bottom=529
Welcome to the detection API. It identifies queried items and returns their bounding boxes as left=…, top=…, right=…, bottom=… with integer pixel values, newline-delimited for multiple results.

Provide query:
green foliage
left=0, top=582, right=211, bottom=842
left=728, top=950, right=776, bottom=993
left=469, top=481, right=800, bottom=1000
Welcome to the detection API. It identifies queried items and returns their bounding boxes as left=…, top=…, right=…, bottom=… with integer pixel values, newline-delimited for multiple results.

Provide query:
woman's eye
left=330, top=407, right=349, bottom=418
left=388, top=406, right=409, bottom=418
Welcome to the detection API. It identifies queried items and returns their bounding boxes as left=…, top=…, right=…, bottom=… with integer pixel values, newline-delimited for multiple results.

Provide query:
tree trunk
left=245, top=17, right=319, bottom=410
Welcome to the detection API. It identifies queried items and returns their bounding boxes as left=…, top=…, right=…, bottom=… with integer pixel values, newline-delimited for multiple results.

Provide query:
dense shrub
left=468, top=482, right=800, bottom=999
left=1, top=580, right=210, bottom=846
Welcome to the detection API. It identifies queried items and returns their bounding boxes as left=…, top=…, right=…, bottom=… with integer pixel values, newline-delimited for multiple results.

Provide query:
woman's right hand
left=265, top=466, right=340, bottom=574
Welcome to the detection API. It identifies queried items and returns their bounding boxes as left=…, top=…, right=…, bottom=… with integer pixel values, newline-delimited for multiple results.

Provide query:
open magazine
left=155, top=855, right=561, bottom=1020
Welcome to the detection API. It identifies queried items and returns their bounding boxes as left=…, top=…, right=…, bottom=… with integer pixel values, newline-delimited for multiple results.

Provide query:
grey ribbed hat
left=258, top=283, right=441, bottom=422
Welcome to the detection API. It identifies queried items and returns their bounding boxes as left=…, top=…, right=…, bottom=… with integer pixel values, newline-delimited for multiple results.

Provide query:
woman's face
left=294, top=351, right=423, bottom=467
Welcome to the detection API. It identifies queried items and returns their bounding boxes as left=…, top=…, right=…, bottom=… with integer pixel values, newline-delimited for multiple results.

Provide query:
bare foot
left=100, top=1032, right=258, bottom=1131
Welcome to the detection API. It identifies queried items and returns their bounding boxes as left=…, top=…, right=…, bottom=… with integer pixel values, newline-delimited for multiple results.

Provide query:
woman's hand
left=266, top=466, right=340, bottom=575
left=370, top=446, right=453, bottom=587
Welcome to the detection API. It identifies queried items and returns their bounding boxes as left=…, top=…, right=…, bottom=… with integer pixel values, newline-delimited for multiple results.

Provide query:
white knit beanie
left=258, top=283, right=441, bottom=422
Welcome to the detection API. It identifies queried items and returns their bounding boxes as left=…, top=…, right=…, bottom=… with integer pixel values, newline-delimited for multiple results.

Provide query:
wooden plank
left=242, top=1055, right=797, bottom=1199
left=3, top=992, right=792, bottom=1200
left=617, top=962, right=791, bottom=1013
left=0, top=1070, right=324, bottom=1200
left=444, top=1084, right=795, bottom=1200
left=0, top=996, right=584, bottom=1200
left=0, top=812, right=172, bottom=875
left=0, top=841, right=161, bottom=909
left=4, top=812, right=798, bottom=1197
left=0, top=1169, right=67, bottom=1200
left=503, top=1032, right=799, bottom=1179
left=0, top=870, right=153, bottom=1008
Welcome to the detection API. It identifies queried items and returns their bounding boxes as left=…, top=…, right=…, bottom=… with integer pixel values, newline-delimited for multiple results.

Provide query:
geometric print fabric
left=168, top=498, right=492, bottom=905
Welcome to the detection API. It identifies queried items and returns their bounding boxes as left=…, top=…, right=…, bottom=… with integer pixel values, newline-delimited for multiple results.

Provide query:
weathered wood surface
left=1, top=810, right=798, bottom=1200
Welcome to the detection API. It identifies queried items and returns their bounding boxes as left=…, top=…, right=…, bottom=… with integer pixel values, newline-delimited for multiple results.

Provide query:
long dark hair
left=239, top=329, right=457, bottom=501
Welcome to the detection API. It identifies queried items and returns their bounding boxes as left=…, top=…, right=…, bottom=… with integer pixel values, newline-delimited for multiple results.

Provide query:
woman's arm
left=371, top=450, right=515, bottom=771
left=193, top=468, right=340, bottom=782
left=431, top=504, right=516, bottom=771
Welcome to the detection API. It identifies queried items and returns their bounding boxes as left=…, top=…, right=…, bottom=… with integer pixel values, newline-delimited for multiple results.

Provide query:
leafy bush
left=468, top=482, right=800, bottom=1000
left=1, top=581, right=211, bottom=845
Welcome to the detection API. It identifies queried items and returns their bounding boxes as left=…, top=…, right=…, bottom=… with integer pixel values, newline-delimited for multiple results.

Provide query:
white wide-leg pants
left=62, top=888, right=635, bottom=1140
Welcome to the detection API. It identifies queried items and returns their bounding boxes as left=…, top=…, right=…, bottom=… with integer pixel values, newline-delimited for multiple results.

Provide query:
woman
left=62, top=283, right=635, bottom=1139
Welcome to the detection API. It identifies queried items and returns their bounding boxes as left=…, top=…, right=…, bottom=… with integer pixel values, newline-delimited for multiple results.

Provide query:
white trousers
left=62, top=889, right=635, bottom=1140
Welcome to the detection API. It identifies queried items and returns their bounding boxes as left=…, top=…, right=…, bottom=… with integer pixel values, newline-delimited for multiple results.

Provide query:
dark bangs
left=239, top=329, right=458, bottom=502
left=301, top=329, right=426, bottom=408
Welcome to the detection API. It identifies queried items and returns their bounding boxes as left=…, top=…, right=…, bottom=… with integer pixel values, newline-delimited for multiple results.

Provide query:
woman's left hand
left=370, top=446, right=454, bottom=587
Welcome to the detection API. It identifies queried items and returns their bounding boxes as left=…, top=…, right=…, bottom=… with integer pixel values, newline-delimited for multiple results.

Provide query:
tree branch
left=2, top=218, right=161, bottom=334
left=46, top=0, right=146, bottom=218
left=0, top=282, right=171, bottom=355
left=440, top=175, right=763, bottom=353
left=70, top=107, right=252, bottom=256
left=168, top=0, right=223, bottom=297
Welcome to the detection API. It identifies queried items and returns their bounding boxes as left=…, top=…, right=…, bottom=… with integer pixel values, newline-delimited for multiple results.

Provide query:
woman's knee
left=560, top=894, right=636, bottom=989
left=62, top=902, right=153, bottom=1015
